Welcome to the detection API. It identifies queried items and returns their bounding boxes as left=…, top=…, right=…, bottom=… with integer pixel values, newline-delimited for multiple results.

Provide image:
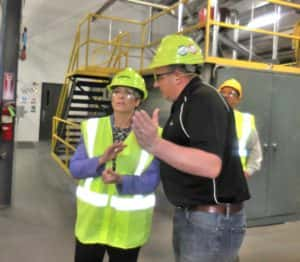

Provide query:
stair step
left=65, top=127, right=81, bottom=132
left=73, top=90, right=104, bottom=96
left=56, top=139, right=80, bottom=146
left=64, top=135, right=81, bottom=139
left=63, top=128, right=80, bottom=132
left=71, top=98, right=110, bottom=104
left=70, top=73, right=111, bottom=80
left=67, top=113, right=108, bottom=119
left=65, top=121, right=81, bottom=125
left=77, top=80, right=109, bottom=88
left=69, top=106, right=103, bottom=112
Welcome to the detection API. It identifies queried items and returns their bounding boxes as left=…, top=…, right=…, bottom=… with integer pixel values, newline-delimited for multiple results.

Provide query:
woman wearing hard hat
left=70, top=67, right=161, bottom=262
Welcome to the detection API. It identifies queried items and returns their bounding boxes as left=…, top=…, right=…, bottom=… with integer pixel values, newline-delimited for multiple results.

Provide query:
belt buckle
left=225, top=203, right=230, bottom=217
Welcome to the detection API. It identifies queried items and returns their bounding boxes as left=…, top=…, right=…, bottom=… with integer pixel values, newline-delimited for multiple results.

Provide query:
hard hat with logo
left=107, top=67, right=148, bottom=100
left=218, top=78, right=243, bottom=98
left=148, top=34, right=204, bottom=69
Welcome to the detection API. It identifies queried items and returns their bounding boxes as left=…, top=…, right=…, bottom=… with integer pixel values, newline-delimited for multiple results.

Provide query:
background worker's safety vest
left=234, top=110, right=256, bottom=170
left=75, top=116, right=156, bottom=249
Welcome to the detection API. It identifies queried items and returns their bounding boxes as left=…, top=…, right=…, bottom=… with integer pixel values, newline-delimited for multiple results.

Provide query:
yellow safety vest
left=234, top=110, right=256, bottom=170
left=75, top=116, right=156, bottom=248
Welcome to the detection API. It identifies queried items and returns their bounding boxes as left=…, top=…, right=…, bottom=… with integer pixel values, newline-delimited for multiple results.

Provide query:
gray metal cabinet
left=267, top=74, right=300, bottom=217
left=217, top=67, right=300, bottom=225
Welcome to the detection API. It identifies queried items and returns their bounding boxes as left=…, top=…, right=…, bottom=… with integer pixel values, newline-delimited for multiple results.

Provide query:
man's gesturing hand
left=132, top=109, right=160, bottom=153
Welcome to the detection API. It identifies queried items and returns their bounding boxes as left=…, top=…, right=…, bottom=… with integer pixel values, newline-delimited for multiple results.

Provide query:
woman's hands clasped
left=99, top=141, right=126, bottom=166
left=99, top=141, right=126, bottom=185
left=102, top=168, right=122, bottom=184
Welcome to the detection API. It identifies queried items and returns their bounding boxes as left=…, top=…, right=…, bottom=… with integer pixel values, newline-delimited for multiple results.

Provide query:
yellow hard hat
left=218, top=78, right=243, bottom=98
left=107, top=67, right=148, bottom=100
left=148, top=34, right=204, bottom=69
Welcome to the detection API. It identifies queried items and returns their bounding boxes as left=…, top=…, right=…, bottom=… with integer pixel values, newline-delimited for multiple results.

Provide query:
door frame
left=39, top=82, right=62, bottom=141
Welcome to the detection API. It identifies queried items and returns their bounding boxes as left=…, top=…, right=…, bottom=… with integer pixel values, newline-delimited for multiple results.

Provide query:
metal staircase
left=54, top=75, right=112, bottom=158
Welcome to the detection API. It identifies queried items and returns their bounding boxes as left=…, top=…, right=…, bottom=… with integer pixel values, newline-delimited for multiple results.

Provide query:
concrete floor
left=0, top=142, right=300, bottom=262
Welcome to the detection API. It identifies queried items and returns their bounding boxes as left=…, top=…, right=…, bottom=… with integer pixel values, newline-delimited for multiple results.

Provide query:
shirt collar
left=171, top=76, right=202, bottom=112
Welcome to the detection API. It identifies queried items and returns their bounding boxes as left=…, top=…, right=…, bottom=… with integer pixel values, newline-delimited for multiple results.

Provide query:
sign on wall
left=15, top=81, right=41, bottom=142
left=3, top=72, right=15, bottom=101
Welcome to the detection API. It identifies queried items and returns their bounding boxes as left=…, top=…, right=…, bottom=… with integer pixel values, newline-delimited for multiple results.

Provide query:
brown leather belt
left=188, top=203, right=243, bottom=215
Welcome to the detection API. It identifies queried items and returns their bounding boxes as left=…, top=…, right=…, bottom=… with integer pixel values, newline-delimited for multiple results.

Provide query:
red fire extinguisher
left=1, top=105, right=15, bottom=141
left=198, top=7, right=215, bottom=24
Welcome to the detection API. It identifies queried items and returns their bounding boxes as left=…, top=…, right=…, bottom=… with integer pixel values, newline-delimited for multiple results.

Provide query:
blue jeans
left=173, top=207, right=246, bottom=262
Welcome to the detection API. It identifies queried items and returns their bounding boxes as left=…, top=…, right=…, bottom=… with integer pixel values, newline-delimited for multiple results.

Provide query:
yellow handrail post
left=205, top=0, right=212, bottom=60
left=86, top=15, right=92, bottom=68
left=65, top=124, right=70, bottom=166
left=140, top=23, right=147, bottom=70
left=51, top=117, right=55, bottom=152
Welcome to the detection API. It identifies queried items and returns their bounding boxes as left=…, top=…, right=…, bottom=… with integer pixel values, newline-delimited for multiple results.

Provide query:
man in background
left=218, top=78, right=263, bottom=178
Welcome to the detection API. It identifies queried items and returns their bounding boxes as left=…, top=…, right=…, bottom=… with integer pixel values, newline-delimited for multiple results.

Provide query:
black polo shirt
left=160, top=77, right=250, bottom=207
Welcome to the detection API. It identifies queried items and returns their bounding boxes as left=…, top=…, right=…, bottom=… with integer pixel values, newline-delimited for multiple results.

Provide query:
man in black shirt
left=132, top=34, right=250, bottom=262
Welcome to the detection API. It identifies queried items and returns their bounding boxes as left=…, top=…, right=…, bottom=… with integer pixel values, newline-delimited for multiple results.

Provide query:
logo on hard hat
left=177, top=45, right=197, bottom=56
left=177, top=45, right=188, bottom=56
left=188, top=45, right=197, bottom=54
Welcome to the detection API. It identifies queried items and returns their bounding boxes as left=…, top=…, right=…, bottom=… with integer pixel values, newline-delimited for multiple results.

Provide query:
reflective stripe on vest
left=110, top=194, right=155, bottom=211
left=76, top=178, right=109, bottom=207
left=110, top=149, right=154, bottom=211
left=238, top=113, right=251, bottom=158
left=235, top=111, right=252, bottom=158
left=134, top=149, right=150, bottom=176
left=86, top=118, right=99, bottom=158
left=76, top=118, right=155, bottom=211
left=76, top=118, right=108, bottom=206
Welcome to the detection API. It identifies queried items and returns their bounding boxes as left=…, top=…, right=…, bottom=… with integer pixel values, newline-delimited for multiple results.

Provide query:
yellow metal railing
left=51, top=117, right=80, bottom=175
left=204, top=0, right=300, bottom=74
left=138, top=0, right=300, bottom=75
left=71, top=14, right=144, bottom=72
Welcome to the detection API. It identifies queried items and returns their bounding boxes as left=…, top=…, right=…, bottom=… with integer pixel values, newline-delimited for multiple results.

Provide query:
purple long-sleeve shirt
left=69, top=140, right=160, bottom=195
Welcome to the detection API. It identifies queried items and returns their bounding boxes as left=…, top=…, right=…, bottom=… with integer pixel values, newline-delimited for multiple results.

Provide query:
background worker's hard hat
left=107, top=67, right=148, bottom=100
left=148, top=34, right=204, bottom=69
left=218, top=78, right=243, bottom=98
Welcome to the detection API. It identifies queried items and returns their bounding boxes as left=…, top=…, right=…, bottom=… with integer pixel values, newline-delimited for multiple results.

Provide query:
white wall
left=16, top=0, right=88, bottom=141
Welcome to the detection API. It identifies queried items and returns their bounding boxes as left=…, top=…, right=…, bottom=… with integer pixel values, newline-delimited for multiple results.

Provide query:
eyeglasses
left=112, top=88, right=138, bottom=100
left=220, top=90, right=239, bottom=98
left=153, top=71, right=174, bottom=82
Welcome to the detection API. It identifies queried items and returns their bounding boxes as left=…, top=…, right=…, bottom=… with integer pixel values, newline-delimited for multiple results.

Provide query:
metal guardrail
left=205, top=0, right=300, bottom=74
left=51, top=117, right=80, bottom=175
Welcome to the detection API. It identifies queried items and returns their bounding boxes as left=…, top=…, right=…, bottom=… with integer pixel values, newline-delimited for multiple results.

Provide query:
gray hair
left=168, top=64, right=202, bottom=74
